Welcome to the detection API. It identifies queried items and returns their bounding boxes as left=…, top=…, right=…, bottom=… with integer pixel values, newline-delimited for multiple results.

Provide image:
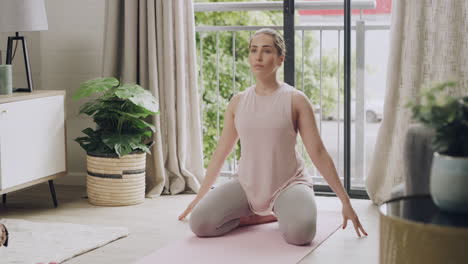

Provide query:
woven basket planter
left=86, top=152, right=146, bottom=206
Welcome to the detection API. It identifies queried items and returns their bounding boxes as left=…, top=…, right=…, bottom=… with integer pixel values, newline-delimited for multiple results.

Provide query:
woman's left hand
left=341, top=203, right=368, bottom=237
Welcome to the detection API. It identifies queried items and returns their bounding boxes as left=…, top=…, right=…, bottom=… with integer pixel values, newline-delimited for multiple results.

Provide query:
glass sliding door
left=193, top=0, right=388, bottom=199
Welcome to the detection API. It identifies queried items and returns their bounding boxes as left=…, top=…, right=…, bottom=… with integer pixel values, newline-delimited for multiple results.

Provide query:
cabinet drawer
left=0, top=95, right=66, bottom=189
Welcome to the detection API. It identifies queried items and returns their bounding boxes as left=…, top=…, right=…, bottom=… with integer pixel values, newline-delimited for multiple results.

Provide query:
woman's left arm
left=293, top=91, right=368, bottom=237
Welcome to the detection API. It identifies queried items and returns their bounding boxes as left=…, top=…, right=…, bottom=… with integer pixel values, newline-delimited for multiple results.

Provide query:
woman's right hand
left=178, top=198, right=200, bottom=221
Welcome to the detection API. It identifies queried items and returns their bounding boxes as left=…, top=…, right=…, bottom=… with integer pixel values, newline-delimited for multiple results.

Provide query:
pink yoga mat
left=135, top=211, right=342, bottom=264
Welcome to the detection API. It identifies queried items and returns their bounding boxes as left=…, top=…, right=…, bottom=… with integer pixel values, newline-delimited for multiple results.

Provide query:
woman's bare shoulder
left=291, top=88, right=310, bottom=109
left=227, top=90, right=247, bottom=115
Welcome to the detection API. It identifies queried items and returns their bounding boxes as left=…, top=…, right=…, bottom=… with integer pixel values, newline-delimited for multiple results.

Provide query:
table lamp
left=0, top=0, right=48, bottom=92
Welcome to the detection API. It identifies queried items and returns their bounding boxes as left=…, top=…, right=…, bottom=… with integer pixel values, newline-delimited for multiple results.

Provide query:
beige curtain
left=366, top=0, right=468, bottom=204
left=102, top=0, right=204, bottom=196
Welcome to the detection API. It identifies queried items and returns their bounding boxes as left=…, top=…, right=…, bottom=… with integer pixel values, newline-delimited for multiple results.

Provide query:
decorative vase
left=430, top=152, right=468, bottom=214
left=0, top=64, right=13, bottom=95
left=86, top=152, right=146, bottom=206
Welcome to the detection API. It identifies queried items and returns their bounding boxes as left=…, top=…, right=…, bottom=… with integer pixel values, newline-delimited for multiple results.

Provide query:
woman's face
left=248, top=34, right=284, bottom=77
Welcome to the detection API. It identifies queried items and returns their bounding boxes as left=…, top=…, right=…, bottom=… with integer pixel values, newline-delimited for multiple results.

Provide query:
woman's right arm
left=193, top=93, right=241, bottom=201
left=178, top=93, right=242, bottom=220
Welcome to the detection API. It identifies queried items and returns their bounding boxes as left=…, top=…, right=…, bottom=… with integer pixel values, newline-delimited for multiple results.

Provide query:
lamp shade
left=0, top=0, right=48, bottom=32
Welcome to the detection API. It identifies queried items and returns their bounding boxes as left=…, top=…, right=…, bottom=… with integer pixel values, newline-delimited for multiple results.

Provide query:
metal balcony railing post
left=284, top=0, right=295, bottom=86
left=344, top=0, right=351, bottom=192
left=355, top=20, right=366, bottom=184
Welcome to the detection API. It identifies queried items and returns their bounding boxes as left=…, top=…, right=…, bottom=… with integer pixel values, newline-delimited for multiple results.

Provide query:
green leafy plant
left=73, top=77, right=160, bottom=157
left=406, top=81, right=468, bottom=157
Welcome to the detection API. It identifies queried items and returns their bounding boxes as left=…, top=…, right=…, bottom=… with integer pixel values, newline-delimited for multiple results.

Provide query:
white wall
left=1, top=0, right=107, bottom=185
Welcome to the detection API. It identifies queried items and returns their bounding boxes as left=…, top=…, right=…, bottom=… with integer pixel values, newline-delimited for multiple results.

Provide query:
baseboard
left=54, top=171, right=86, bottom=186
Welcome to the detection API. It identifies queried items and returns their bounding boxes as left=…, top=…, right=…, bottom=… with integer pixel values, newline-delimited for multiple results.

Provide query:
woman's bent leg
left=273, top=184, right=317, bottom=246
left=189, top=178, right=254, bottom=237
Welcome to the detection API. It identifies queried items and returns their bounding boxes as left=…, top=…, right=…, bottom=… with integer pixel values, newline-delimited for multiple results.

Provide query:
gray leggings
left=189, top=178, right=317, bottom=246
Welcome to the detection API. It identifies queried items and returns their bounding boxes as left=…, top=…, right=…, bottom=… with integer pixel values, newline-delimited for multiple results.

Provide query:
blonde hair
left=248, top=28, right=286, bottom=57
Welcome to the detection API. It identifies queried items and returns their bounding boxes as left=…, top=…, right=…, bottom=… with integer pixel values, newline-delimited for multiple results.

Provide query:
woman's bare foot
left=239, top=214, right=278, bottom=227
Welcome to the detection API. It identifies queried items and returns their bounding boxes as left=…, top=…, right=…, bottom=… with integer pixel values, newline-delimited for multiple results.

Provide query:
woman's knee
left=189, top=205, right=215, bottom=237
left=282, top=215, right=317, bottom=246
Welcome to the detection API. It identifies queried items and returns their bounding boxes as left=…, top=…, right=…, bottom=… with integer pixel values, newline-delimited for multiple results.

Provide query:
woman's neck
left=254, top=79, right=282, bottom=95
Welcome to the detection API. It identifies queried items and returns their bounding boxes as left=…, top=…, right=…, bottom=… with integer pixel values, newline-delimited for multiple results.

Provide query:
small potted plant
left=407, top=81, right=468, bottom=213
left=73, top=77, right=159, bottom=206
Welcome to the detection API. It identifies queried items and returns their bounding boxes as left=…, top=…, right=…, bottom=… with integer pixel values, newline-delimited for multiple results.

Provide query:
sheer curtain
left=102, top=0, right=204, bottom=196
left=366, top=0, right=468, bottom=204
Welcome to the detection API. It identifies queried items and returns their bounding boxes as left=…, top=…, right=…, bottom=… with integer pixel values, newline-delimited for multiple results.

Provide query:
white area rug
left=0, top=218, right=129, bottom=263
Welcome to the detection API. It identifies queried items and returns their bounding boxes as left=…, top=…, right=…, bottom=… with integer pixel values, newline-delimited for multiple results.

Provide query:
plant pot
left=86, top=152, right=146, bottom=206
left=430, top=152, right=468, bottom=214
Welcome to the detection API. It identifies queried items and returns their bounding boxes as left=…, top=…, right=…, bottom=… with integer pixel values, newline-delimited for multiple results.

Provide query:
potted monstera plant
left=407, top=81, right=468, bottom=213
left=73, top=77, right=159, bottom=206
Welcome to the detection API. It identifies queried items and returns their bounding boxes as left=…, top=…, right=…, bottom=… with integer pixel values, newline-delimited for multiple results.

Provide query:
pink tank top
left=234, top=82, right=314, bottom=216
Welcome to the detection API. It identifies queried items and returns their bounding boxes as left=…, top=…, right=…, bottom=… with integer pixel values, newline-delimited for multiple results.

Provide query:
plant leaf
left=73, top=77, right=120, bottom=100
left=142, top=130, right=153, bottom=140
left=115, top=84, right=159, bottom=113
left=101, top=133, right=145, bottom=157
left=74, top=128, right=114, bottom=154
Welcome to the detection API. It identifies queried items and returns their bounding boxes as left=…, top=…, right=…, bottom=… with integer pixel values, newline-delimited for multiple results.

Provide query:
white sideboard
left=0, top=91, right=67, bottom=206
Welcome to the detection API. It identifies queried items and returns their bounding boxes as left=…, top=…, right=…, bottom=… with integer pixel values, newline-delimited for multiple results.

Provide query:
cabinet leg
left=48, top=180, right=58, bottom=208
left=2, top=194, right=5, bottom=204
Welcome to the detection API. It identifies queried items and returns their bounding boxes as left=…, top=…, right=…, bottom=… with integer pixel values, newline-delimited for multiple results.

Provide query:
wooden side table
left=379, top=195, right=468, bottom=264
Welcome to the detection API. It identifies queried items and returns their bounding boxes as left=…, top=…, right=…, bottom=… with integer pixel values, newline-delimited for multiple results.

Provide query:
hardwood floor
left=0, top=183, right=380, bottom=264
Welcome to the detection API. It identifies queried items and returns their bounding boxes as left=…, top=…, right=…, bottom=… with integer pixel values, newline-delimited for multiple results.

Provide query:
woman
left=179, top=28, right=367, bottom=246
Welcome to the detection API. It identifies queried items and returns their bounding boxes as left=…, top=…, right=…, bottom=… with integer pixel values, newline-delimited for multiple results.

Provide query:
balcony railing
left=194, top=1, right=390, bottom=188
